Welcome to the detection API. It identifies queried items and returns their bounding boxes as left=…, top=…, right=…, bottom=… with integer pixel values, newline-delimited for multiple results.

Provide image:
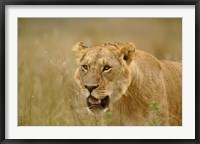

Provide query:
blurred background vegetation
left=18, top=18, right=182, bottom=126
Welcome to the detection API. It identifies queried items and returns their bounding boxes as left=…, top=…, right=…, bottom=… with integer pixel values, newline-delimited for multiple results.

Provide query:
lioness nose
left=84, top=85, right=99, bottom=93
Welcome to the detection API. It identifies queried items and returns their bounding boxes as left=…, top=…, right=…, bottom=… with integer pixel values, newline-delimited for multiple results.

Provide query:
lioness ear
left=73, top=42, right=88, bottom=63
left=73, top=41, right=88, bottom=53
left=73, top=42, right=89, bottom=61
left=119, top=42, right=136, bottom=65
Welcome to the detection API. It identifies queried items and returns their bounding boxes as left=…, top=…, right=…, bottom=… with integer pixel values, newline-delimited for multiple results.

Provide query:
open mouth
left=86, top=95, right=109, bottom=109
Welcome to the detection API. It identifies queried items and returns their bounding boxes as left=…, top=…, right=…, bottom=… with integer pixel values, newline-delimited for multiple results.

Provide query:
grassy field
left=18, top=18, right=182, bottom=126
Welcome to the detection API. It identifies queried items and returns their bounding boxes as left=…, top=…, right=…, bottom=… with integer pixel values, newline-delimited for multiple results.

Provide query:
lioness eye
left=82, top=65, right=88, bottom=70
left=103, top=65, right=111, bottom=71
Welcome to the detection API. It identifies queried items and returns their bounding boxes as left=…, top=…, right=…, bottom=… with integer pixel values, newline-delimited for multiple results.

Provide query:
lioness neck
left=112, top=50, right=165, bottom=126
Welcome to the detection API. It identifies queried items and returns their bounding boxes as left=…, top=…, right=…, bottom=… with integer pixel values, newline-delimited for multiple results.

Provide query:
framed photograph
left=1, top=0, right=199, bottom=143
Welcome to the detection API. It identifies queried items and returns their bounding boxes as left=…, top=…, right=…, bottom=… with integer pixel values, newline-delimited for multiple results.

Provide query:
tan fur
left=74, top=42, right=182, bottom=126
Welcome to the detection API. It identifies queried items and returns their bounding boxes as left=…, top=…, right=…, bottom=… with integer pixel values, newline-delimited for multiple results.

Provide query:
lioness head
left=74, top=42, right=135, bottom=115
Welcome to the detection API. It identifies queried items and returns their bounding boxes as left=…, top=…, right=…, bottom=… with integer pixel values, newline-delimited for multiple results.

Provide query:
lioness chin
left=74, top=42, right=182, bottom=126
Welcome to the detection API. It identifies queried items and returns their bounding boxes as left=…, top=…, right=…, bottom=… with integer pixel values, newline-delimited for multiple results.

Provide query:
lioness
left=74, top=42, right=182, bottom=126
